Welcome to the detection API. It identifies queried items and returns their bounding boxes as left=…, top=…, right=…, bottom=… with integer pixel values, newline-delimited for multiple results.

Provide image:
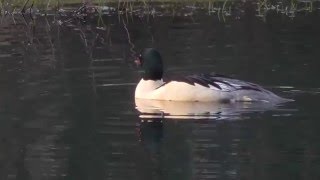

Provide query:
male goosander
left=135, top=48, right=291, bottom=103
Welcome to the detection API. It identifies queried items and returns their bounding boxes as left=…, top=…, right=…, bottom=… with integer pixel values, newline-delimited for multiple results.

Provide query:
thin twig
left=122, top=18, right=136, bottom=56
left=21, top=0, right=30, bottom=13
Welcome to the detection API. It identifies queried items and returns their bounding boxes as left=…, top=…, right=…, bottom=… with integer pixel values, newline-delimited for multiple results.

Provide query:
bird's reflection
left=137, top=118, right=164, bottom=155
left=135, top=98, right=281, bottom=120
left=135, top=99, right=293, bottom=180
left=136, top=116, right=240, bottom=179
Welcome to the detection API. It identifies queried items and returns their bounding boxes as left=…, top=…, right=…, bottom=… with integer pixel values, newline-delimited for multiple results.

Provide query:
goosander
left=135, top=48, right=291, bottom=103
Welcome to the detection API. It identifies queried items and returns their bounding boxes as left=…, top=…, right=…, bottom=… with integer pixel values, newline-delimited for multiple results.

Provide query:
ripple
left=96, top=83, right=136, bottom=87
left=282, top=88, right=320, bottom=95
left=0, top=54, right=12, bottom=58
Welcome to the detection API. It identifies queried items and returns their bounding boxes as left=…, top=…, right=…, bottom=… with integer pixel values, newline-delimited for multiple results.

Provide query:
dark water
left=1, top=4, right=320, bottom=180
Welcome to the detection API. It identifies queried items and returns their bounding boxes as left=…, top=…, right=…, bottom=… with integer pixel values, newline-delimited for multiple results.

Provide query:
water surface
left=0, top=4, right=320, bottom=180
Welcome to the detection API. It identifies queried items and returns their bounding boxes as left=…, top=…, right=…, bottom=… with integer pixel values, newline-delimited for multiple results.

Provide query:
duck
left=134, top=48, right=292, bottom=103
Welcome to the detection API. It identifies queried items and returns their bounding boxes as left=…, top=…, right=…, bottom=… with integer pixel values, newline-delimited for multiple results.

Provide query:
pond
left=0, top=2, right=320, bottom=180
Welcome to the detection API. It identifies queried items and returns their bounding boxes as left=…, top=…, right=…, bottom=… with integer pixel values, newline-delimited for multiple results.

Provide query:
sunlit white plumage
left=135, top=78, right=233, bottom=102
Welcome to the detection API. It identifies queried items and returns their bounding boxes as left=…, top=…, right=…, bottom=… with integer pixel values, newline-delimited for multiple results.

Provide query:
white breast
left=135, top=79, right=165, bottom=99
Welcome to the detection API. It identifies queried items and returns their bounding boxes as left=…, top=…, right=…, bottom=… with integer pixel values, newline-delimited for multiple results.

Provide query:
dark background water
left=0, top=4, right=320, bottom=180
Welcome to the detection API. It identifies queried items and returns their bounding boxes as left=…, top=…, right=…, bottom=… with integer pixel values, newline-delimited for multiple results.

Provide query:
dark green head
left=135, top=48, right=163, bottom=80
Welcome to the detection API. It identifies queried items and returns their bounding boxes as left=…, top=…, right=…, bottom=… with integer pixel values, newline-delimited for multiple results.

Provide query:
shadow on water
left=0, top=2, right=320, bottom=180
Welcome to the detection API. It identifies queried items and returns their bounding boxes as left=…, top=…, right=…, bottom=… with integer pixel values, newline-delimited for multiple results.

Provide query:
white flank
left=135, top=78, right=289, bottom=103
left=135, top=79, right=232, bottom=102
